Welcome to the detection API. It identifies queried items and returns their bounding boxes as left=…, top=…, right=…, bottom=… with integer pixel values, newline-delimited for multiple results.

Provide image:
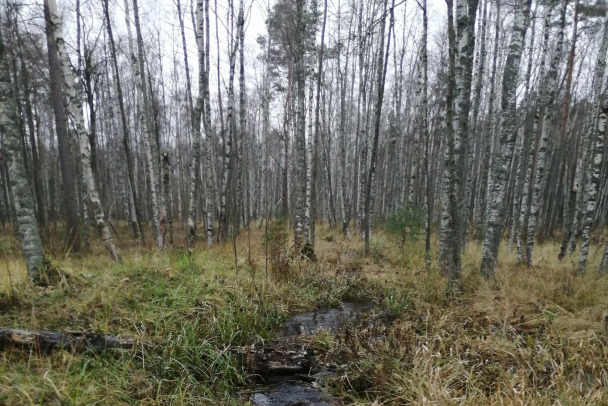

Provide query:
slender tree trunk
left=442, top=0, right=462, bottom=286
left=480, top=0, right=532, bottom=278
left=17, top=41, right=45, bottom=232
left=43, top=0, right=80, bottom=252
left=127, top=0, right=163, bottom=248
left=525, top=0, right=567, bottom=266
left=577, top=10, right=608, bottom=274
left=568, top=8, right=608, bottom=257
left=308, top=0, right=328, bottom=247
left=293, top=0, right=308, bottom=252
left=218, top=1, right=239, bottom=243
left=237, top=0, right=246, bottom=232
left=0, top=27, right=45, bottom=281
left=558, top=4, right=580, bottom=260
left=48, top=0, right=120, bottom=263
left=103, top=0, right=143, bottom=243
left=203, top=0, right=214, bottom=246
left=183, top=0, right=208, bottom=248
left=337, top=2, right=351, bottom=240
left=364, top=0, right=393, bottom=254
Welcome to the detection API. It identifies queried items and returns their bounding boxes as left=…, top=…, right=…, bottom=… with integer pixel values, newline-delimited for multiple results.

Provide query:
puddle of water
left=248, top=300, right=373, bottom=405
left=282, top=300, right=374, bottom=336
left=250, top=381, right=338, bottom=406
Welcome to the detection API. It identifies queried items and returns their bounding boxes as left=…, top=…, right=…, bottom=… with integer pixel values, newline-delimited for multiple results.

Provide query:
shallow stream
left=249, top=299, right=374, bottom=406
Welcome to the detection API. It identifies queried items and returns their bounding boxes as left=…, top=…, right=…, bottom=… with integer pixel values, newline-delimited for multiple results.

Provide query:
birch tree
left=525, top=0, right=568, bottom=266
left=103, top=0, right=143, bottom=243
left=0, top=22, right=45, bottom=281
left=43, top=0, right=80, bottom=252
left=131, top=0, right=162, bottom=248
left=480, top=0, right=532, bottom=278
left=47, top=0, right=120, bottom=263
left=364, top=0, right=393, bottom=254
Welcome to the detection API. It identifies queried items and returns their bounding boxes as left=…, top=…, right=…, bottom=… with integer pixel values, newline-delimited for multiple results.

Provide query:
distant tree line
left=1, top=0, right=607, bottom=287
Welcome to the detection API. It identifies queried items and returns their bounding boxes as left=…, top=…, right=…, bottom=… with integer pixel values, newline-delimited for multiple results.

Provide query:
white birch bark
left=218, top=2, right=238, bottom=243
left=577, top=101, right=607, bottom=274
left=0, top=30, right=45, bottom=280
left=480, top=0, right=532, bottom=278
left=293, top=0, right=308, bottom=251
left=364, top=0, right=392, bottom=254
left=337, top=1, right=351, bottom=240
left=203, top=0, right=214, bottom=247
left=568, top=8, right=608, bottom=257
left=577, top=10, right=608, bottom=274
left=439, top=0, right=478, bottom=260
left=525, top=0, right=567, bottom=266
left=127, top=0, right=163, bottom=248
left=517, top=5, right=551, bottom=263
left=49, top=0, right=120, bottom=263
left=183, top=0, right=208, bottom=248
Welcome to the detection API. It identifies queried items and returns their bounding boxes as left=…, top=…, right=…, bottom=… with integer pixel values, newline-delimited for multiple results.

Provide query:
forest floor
left=1, top=223, right=608, bottom=405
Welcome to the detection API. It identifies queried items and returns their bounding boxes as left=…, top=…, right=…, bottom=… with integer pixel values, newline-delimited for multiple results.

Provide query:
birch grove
left=2, top=0, right=608, bottom=283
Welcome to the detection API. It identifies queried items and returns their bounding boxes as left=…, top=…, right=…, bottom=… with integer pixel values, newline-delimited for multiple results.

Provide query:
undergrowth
left=0, top=223, right=607, bottom=404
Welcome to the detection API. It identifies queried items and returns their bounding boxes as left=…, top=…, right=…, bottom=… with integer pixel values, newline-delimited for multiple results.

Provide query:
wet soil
left=248, top=299, right=374, bottom=406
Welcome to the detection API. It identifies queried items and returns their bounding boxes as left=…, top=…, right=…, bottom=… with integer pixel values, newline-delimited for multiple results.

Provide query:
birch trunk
left=577, top=101, right=607, bottom=274
left=128, top=0, right=162, bottom=248
left=103, top=0, right=143, bottom=243
left=43, top=0, right=80, bottom=252
left=364, top=0, right=392, bottom=254
left=480, top=0, right=532, bottom=278
left=308, top=0, right=328, bottom=246
left=293, top=0, right=308, bottom=251
left=517, top=6, right=551, bottom=263
left=440, top=0, right=478, bottom=257
left=525, top=0, right=567, bottom=266
left=48, top=0, right=120, bottom=263
left=204, top=0, right=214, bottom=246
left=237, top=0, right=246, bottom=232
left=442, top=0, right=462, bottom=285
left=337, top=2, right=351, bottom=240
left=0, top=28, right=45, bottom=281
left=183, top=0, right=208, bottom=248
left=568, top=8, right=608, bottom=257
left=577, top=11, right=608, bottom=274
left=161, top=152, right=173, bottom=245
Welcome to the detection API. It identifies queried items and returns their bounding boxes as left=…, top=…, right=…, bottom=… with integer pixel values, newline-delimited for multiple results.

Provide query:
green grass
left=1, top=224, right=608, bottom=404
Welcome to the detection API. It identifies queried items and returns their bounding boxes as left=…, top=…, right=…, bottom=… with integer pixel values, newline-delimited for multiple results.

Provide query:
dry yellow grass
left=1, top=223, right=608, bottom=404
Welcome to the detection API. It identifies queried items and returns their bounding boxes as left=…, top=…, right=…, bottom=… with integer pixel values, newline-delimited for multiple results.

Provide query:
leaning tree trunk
left=525, top=0, right=567, bottom=266
left=48, top=0, right=120, bottom=263
left=0, top=28, right=45, bottom=281
left=480, top=0, right=532, bottom=278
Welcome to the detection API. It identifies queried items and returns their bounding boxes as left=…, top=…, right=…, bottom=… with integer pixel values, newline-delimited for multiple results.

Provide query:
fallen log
left=0, top=328, right=134, bottom=353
